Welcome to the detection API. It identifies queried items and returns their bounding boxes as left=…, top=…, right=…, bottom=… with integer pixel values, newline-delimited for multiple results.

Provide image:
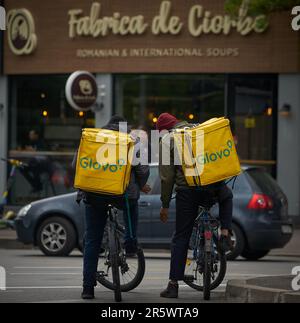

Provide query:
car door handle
left=139, top=201, right=151, bottom=207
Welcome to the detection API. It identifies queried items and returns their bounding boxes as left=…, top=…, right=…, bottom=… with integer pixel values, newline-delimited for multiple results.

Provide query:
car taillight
left=247, top=193, right=274, bottom=210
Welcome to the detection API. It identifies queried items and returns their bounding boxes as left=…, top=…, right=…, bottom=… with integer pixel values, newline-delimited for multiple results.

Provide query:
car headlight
left=17, top=204, right=32, bottom=218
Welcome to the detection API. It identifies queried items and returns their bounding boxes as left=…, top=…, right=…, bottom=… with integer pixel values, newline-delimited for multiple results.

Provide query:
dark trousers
left=123, top=199, right=139, bottom=246
left=83, top=194, right=124, bottom=288
left=169, top=185, right=233, bottom=281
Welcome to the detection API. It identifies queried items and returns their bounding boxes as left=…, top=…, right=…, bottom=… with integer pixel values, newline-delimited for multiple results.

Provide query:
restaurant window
left=114, top=74, right=226, bottom=130
left=8, top=75, right=95, bottom=205
left=228, top=74, right=278, bottom=175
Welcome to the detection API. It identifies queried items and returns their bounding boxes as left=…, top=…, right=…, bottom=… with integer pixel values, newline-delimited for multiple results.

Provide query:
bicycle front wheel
left=203, top=250, right=211, bottom=301
left=108, top=225, right=122, bottom=302
left=97, top=226, right=146, bottom=292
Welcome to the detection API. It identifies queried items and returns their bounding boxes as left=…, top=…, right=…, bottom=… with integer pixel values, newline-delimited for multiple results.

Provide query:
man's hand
left=160, top=208, right=169, bottom=223
left=141, top=184, right=151, bottom=194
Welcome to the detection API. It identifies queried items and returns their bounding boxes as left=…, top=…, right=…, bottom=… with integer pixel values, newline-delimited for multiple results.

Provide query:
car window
left=140, top=165, right=159, bottom=195
left=147, top=165, right=176, bottom=195
left=145, top=165, right=251, bottom=195
left=148, top=166, right=159, bottom=187
left=231, top=171, right=251, bottom=193
left=246, top=168, right=281, bottom=195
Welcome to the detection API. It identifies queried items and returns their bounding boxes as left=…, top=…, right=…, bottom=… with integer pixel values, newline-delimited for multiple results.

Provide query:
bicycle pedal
left=183, top=275, right=195, bottom=283
left=96, top=271, right=108, bottom=279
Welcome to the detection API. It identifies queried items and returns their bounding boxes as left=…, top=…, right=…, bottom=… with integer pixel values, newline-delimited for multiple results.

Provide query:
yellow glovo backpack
left=74, top=128, right=134, bottom=195
left=173, top=117, right=241, bottom=186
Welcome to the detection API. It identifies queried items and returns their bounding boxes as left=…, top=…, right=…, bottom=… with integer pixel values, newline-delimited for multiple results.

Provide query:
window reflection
left=8, top=75, right=95, bottom=205
left=114, top=74, right=225, bottom=130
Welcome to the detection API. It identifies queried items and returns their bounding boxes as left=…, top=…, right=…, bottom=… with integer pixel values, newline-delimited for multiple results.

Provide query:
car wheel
left=37, top=217, right=76, bottom=256
left=226, top=223, right=245, bottom=261
left=241, top=249, right=270, bottom=261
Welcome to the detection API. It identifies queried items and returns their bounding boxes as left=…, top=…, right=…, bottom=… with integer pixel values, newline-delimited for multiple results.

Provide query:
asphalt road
left=0, top=249, right=299, bottom=303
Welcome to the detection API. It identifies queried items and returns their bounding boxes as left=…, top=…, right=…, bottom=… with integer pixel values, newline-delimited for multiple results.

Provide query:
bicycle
left=0, top=158, right=28, bottom=228
left=96, top=205, right=146, bottom=302
left=184, top=205, right=227, bottom=301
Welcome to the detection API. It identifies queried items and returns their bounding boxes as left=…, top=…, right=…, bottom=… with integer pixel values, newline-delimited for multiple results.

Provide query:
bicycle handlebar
left=1, top=158, right=28, bottom=167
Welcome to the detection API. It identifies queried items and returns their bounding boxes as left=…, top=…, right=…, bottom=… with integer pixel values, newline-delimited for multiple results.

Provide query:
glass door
left=227, top=74, right=278, bottom=176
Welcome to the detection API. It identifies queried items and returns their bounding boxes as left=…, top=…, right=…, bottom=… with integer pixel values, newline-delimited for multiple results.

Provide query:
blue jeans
left=169, top=186, right=233, bottom=280
left=83, top=202, right=107, bottom=288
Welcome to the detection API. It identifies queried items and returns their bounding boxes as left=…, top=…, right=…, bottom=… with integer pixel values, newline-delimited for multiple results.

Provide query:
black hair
left=108, top=115, right=127, bottom=125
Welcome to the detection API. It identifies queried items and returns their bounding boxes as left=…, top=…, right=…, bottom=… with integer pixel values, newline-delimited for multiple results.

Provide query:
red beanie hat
left=156, top=113, right=179, bottom=132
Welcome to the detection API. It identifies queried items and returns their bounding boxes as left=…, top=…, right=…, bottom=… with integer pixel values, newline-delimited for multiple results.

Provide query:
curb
left=226, top=276, right=300, bottom=303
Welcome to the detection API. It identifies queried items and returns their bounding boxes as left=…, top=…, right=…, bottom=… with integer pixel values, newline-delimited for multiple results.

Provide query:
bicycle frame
left=193, top=208, right=219, bottom=256
left=185, top=205, right=227, bottom=300
left=0, top=158, right=28, bottom=217
left=97, top=205, right=146, bottom=296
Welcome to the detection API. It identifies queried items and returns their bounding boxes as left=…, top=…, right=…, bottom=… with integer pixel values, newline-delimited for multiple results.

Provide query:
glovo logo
left=7, top=8, right=37, bottom=55
left=196, top=140, right=234, bottom=165
left=79, top=157, right=126, bottom=173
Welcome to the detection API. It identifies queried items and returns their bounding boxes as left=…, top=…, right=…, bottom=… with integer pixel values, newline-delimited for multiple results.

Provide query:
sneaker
left=219, top=235, right=234, bottom=253
left=81, top=286, right=95, bottom=300
left=160, top=281, right=178, bottom=298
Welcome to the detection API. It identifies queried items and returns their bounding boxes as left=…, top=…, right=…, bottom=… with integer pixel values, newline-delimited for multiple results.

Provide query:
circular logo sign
left=65, top=71, right=98, bottom=111
left=7, top=8, right=37, bottom=55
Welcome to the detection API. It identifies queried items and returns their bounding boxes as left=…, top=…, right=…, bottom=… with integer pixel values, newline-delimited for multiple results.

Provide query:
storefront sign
left=65, top=71, right=98, bottom=111
left=68, top=1, right=268, bottom=39
left=3, top=0, right=300, bottom=74
left=7, top=8, right=37, bottom=55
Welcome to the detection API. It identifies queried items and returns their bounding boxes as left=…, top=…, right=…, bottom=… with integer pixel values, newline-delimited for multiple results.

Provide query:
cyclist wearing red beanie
left=157, top=113, right=233, bottom=299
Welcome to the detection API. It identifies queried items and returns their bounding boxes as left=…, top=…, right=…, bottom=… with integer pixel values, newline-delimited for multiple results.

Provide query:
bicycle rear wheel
left=184, top=249, right=227, bottom=291
left=108, top=224, right=122, bottom=302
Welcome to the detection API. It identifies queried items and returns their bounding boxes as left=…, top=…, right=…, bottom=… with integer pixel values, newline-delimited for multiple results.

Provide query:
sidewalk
left=226, top=276, right=300, bottom=303
left=0, top=228, right=32, bottom=249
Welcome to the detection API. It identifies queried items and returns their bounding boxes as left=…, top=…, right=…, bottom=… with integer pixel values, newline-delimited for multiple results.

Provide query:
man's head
left=107, top=115, right=130, bottom=133
left=156, top=113, right=179, bottom=132
left=108, top=115, right=127, bottom=125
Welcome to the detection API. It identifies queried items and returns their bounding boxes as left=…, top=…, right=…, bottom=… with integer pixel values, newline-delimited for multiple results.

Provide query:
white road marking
left=4, top=286, right=82, bottom=289
left=13, top=267, right=82, bottom=269
left=10, top=273, right=81, bottom=275
left=2, top=285, right=227, bottom=291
